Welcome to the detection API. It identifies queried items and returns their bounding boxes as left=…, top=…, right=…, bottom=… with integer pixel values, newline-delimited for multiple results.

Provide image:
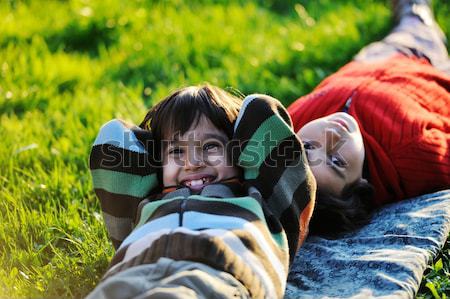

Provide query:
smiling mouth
left=181, top=176, right=216, bottom=190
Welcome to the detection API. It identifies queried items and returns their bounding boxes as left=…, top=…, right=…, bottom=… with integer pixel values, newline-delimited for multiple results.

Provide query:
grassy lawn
left=0, top=0, right=448, bottom=298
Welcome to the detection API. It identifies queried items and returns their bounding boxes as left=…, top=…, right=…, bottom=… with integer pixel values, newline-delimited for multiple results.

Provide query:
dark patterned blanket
left=286, top=190, right=450, bottom=299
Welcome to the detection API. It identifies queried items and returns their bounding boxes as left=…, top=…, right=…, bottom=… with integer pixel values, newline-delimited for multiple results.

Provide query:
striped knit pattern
left=288, top=55, right=450, bottom=205
left=233, top=94, right=316, bottom=259
left=105, top=195, right=285, bottom=298
left=89, top=95, right=316, bottom=298
left=90, top=119, right=160, bottom=248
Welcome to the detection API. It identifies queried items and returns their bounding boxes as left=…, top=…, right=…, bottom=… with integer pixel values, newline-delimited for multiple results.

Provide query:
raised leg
left=354, top=0, right=449, bottom=74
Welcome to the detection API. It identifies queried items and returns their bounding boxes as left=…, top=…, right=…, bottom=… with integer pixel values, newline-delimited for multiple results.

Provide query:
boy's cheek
left=204, top=154, right=227, bottom=167
left=161, top=161, right=179, bottom=187
left=222, top=165, right=242, bottom=180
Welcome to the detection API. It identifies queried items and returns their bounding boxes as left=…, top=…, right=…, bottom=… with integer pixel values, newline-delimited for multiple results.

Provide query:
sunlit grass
left=0, top=0, right=448, bottom=297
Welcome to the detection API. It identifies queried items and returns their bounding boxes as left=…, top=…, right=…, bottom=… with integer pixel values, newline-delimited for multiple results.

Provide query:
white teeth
left=183, top=177, right=212, bottom=187
left=190, top=179, right=203, bottom=187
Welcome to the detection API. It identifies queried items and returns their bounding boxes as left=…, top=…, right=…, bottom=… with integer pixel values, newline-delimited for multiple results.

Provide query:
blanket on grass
left=286, top=189, right=450, bottom=299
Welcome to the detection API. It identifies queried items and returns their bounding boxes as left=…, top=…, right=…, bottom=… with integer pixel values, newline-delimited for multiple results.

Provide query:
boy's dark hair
left=308, top=179, right=374, bottom=238
left=139, top=84, right=243, bottom=158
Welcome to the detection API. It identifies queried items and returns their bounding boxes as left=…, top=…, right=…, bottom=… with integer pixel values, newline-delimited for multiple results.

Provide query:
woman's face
left=297, top=112, right=365, bottom=196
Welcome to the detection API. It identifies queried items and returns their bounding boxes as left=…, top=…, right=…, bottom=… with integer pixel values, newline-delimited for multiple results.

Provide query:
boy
left=88, top=85, right=316, bottom=298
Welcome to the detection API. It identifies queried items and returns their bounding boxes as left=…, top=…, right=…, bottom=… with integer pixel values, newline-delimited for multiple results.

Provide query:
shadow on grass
left=44, top=18, right=119, bottom=56
left=1, top=17, right=119, bottom=57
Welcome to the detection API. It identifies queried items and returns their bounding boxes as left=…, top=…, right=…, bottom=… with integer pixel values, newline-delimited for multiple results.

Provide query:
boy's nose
left=184, top=149, right=205, bottom=170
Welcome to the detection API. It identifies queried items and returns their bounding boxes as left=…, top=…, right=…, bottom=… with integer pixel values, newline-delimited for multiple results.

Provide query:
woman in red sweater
left=288, top=0, right=450, bottom=235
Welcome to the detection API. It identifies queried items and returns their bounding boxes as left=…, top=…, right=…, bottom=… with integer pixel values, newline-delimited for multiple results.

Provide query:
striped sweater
left=89, top=94, right=316, bottom=298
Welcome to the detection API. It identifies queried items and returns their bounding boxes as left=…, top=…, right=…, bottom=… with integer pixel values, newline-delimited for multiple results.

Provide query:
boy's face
left=162, top=115, right=240, bottom=193
left=297, top=112, right=365, bottom=196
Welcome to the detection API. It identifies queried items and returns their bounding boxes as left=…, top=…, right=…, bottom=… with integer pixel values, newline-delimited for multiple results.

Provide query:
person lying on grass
left=288, top=0, right=450, bottom=236
left=87, top=85, right=316, bottom=299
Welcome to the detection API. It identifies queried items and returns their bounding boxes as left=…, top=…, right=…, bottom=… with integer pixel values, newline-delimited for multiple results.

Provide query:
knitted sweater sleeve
left=232, top=94, right=316, bottom=260
left=89, top=119, right=160, bottom=249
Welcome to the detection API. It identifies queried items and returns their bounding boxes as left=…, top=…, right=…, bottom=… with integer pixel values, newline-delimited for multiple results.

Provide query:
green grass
left=0, top=0, right=448, bottom=298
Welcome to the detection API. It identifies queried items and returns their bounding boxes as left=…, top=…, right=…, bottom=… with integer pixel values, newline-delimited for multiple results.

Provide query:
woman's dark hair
left=308, top=179, right=375, bottom=238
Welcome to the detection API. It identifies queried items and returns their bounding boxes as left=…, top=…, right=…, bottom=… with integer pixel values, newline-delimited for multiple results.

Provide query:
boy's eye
left=330, top=155, right=346, bottom=168
left=169, top=147, right=183, bottom=155
left=203, top=142, right=220, bottom=151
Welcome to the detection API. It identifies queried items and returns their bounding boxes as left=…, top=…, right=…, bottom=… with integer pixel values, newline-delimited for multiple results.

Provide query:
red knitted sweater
left=288, top=55, right=450, bottom=205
